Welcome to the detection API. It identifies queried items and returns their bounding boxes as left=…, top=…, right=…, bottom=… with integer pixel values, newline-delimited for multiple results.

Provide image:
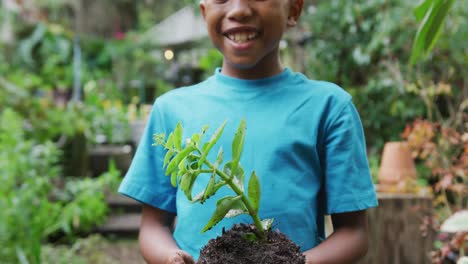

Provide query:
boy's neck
left=221, top=54, right=284, bottom=80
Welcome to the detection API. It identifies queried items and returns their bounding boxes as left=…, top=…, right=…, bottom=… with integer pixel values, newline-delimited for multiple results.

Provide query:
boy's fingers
left=177, top=251, right=195, bottom=264
left=174, top=251, right=195, bottom=264
left=171, top=255, right=185, bottom=264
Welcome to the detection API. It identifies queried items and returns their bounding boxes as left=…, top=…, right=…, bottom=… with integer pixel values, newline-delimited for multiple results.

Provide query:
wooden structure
left=140, top=6, right=207, bottom=47
left=359, top=193, right=434, bottom=264
left=72, top=0, right=137, bottom=38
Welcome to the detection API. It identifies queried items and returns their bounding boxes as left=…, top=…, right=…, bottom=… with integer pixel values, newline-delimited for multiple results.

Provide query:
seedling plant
left=153, top=119, right=272, bottom=241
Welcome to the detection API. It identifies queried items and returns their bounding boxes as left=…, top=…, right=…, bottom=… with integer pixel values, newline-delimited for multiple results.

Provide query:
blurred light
left=280, top=40, right=288, bottom=50
left=308, top=5, right=317, bottom=14
left=164, top=49, right=174, bottom=61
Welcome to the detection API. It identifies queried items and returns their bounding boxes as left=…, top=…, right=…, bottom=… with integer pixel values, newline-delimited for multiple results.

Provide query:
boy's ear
left=200, top=0, right=207, bottom=21
left=287, top=0, right=304, bottom=27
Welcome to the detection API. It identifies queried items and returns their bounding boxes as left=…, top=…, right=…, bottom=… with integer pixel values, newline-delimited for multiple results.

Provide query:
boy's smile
left=223, top=27, right=259, bottom=44
left=222, top=26, right=260, bottom=51
left=200, top=0, right=303, bottom=79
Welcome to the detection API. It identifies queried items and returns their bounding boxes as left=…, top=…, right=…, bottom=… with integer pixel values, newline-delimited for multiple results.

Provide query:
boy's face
left=200, top=0, right=303, bottom=79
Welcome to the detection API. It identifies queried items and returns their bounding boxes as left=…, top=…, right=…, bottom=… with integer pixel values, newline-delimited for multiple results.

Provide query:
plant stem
left=203, top=158, right=266, bottom=240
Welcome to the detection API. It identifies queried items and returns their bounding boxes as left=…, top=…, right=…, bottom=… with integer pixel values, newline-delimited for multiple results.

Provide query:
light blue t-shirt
left=118, top=68, right=378, bottom=260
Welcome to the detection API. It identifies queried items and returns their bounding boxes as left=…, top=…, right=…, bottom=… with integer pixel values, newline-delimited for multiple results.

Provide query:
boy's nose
left=227, top=0, right=253, bottom=21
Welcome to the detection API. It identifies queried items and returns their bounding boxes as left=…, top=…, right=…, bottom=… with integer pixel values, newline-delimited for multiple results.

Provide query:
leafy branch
left=153, top=119, right=272, bottom=240
left=410, top=0, right=455, bottom=64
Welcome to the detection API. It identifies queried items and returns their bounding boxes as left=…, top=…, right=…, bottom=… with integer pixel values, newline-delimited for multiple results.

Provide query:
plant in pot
left=154, top=119, right=305, bottom=264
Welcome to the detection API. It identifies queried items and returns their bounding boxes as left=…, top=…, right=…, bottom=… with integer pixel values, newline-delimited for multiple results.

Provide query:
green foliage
left=0, top=76, right=91, bottom=144
left=303, top=0, right=422, bottom=150
left=0, top=109, right=120, bottom=264
left=347, top=70, right=426, bottom=149
left=80, top=34, right=171, bottom=103
left=304, top=0, right=417, bottom=85
left=411, top=0, right=455, bottom=64
left=154, top=120, right=270, bottom=240
left=15, top=23, right=74, bottom=90
left=0, top=109, right=62, bottom=263
left=82, top=86, right=130, bottom=144
left=303, top=0, right=466, bottom=151
left=42, top=235, right=140, bottom=264
left=198, top=49, right=224, bottom=78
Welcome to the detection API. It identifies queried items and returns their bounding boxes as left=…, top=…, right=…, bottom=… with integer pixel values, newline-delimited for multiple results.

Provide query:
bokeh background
left=0, top=0, right=466, bottom=263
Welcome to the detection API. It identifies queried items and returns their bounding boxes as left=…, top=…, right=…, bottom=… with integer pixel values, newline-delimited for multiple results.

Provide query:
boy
left=118, top=0, right=378, bottom=263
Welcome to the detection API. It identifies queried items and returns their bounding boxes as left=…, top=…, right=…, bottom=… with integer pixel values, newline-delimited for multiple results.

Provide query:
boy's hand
left=165, top=250, right=195, bottom=264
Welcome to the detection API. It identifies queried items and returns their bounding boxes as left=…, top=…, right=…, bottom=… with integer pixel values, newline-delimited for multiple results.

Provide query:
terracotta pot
left=378, top=141, right=417, bottom=192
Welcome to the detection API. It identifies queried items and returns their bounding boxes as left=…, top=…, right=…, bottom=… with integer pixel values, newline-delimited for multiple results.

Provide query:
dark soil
left=197, top=224, right=306, bottom=264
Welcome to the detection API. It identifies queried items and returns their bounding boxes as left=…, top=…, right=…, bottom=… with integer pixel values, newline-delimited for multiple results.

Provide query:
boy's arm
left=139, top=205, right=195, bottom=264
left=303, top=210, right=369, bottom=264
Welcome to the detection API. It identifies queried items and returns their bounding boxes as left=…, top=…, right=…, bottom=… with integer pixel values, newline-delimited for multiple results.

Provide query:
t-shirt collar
left=213, top=67, right=293, bottom=91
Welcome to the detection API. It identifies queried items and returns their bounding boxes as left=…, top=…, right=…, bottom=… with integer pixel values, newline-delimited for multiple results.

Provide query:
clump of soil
left=197, top=224, right=306, bottom=264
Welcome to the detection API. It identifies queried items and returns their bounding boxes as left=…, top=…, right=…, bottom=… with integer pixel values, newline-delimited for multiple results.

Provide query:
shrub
left=0, top=109, right=120, bottom=263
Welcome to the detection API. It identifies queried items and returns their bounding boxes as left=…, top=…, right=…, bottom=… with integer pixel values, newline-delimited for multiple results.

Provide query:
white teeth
left=227, top=32, right=258, bottom=43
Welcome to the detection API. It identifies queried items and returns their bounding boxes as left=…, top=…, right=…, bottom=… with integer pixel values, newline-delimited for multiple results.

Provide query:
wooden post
left=359, top=193, right=434, bottom=264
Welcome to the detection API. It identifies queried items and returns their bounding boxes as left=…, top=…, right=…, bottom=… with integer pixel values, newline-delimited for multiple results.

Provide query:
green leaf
left=193, top=159, right=203, bottom=170
left=248, top=171, right=261, bottom=214
left=193, top=178, right=226, bottom=204
left=202, top=142, right=209, bottom=153
left=223, top=161, right=245, bottom=190
left=261, top=218, right=274, bottom=231
left=170, top=171, right=178, bottom=187
left=165, top=145, right=195, bottom=175
left=192, top=191, right=204, bottom=203
left=192, top=125, right=210, bottom=146
left=165, top=133, right=174, bottom=149
left=180, top=173, right=192, bottom=193
left=173, top=123, right=183, bottom=150
left=410, top=0, right=455, bottom=64
left=19, top=23, right=46, bottom=66
left=201, top=195, right=242, bottom=233
left=198, top=120, right=228, bottom=167
left=180, top=170, right=200, bottom=201
left=178, top=157, right=188, bottom=174
left=242, top=232, right=258, bottom=242
left=414, top=0, right=433, bottom=22
left=225, top=199, right=248, bottom=218
left=203, top=171, right=217, bottom=201
left=191, top=133, right=201, bottom=145
left=163, top=149, right=175, bottom=167
left=231, top=119, right=246, bottom=178
left=215, top=147, right=224, bottom=166
left=424, top=0, right=454, bottom=53
left=213, top=181, right=226, bottom=193
left=153, top=133, right=166, bottom=147
left=201, top=125, right=210, bottom=134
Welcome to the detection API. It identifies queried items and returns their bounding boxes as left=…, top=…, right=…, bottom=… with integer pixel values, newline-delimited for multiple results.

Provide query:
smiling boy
left=118, top=0, right=378, bottom=263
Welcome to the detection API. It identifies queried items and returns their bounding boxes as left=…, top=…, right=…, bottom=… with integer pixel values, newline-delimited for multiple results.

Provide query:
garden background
left=0, top=0, right=466, bottom=263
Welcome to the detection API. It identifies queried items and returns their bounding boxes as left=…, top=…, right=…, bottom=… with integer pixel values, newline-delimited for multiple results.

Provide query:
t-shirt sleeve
left=322, top=100, right=378, bottom=215
left=118, top=103, right=177, bottom=213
